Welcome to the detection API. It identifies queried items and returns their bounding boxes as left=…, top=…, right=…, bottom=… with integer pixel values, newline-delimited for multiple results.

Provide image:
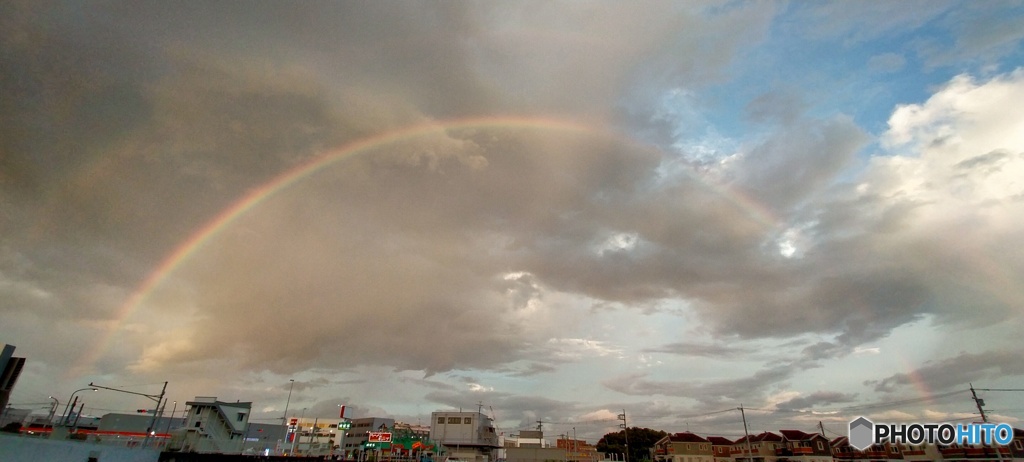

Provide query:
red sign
left=369, top=432, right=393, bottom=443
left=290, top=418, right=298, bottom=425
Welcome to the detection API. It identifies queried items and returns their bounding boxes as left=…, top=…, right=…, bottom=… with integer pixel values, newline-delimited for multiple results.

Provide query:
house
left=831, top=436, right=901, bottom=462
left=707, top=436, right=735, bottom=462
left=733, top=432, right=783, bottom=462
left=654, top=432, right=714, bottom=462
left=777, top=430, right=832, bottom=462
left=1008, top=428, right=1024, bottom=462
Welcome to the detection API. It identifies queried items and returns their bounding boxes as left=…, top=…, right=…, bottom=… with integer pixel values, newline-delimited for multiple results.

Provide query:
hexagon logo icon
left=848, top=417, right=874, bottom=450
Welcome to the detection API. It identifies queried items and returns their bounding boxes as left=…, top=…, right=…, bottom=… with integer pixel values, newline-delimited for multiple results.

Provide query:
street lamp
left=282, top=379, right=295, bottom=425
left=46, top=396, right=59, bottom=428
left=164, top=401, right=178, bottom=434
left=61, top=387, right=98, bottom=426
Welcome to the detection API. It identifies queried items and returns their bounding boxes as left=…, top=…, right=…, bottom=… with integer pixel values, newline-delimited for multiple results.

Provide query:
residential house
left=1009, top=428, right=1024, bottom=462
left=707, top=436, right=735, bottom=462
left=733, top=432, right=783, bottom=462
left=777, top=430, right=832, bottom=462
left=654, top=432, right=714, bottom=462
left=831, top=436, right=902, bottom=462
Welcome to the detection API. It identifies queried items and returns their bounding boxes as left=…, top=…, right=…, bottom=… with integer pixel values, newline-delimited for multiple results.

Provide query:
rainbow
left=70, top=115, right=782, bottom=376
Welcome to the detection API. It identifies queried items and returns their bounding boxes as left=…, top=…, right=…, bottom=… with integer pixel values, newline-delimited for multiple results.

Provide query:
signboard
left=369, top=432, right=393, bottom=443
left=339, top=420, right=352, bottom=429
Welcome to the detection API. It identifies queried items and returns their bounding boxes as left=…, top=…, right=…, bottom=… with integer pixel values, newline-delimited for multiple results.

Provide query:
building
left=1011, top=428, right=1024, bottom=462
left=707, top=436, right=735, bottom=462
left=343, top=416, right=396, bottom=458
left=505, top=430, right=571, bottom=462
left=831, top=436, right=900, bottom=462
left=654, top=432, right=714, bottom=462
left=167, top=397, right=251, bottom=453
left=430, top=411, right=501, bottom=462
left=733, top=432, right=783, bottom=462
left=390, top=421, right=436, bottom=459
left=0, top=344, right=26, bottom=417
left=777, top=430, right=833, bottom=462
left=558, top=437, right=600, bottom=462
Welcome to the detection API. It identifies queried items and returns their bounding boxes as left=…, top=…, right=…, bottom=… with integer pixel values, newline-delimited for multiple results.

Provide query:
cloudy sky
left=3, top=0, right=1024, bottom=442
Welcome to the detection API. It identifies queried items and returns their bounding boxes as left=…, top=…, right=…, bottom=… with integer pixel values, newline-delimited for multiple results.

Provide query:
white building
left=168, top=397, right=251, bottom=454
left=430, top=411, right=500, bottom=462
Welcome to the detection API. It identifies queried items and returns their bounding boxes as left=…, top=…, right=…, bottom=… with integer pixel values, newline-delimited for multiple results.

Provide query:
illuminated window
left=448, top=417, right=461, bottom=424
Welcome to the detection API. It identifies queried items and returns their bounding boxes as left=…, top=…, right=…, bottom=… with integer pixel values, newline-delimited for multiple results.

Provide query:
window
left=1016, top=441, right=1023, bottom=450
left=465, top=417, right=472, bottom=424
left=890, top=447, right=898, bottom=453
left=195, top=407, right=201, bottom=415
left=195, top=421, right=201, bottom=428
left=438, top=417, right=445, bottom=424
left=817, top=441, right=823, bottom=450
left=448, top=417, right=461, bottom=424
left=237, top=412, right=246, bottom=422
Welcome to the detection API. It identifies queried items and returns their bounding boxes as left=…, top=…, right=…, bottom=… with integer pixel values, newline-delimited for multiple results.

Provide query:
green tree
left=596, top=427, right=667, bottom=462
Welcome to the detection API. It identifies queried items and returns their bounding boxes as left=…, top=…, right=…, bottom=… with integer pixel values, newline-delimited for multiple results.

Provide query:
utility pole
left=970, top=383, right=988, bottom=422
left=739, top=405, right=753, bottom=462
left=618, top=410, right=630, bottom=462
left=818, top=421, right=825, bottom=438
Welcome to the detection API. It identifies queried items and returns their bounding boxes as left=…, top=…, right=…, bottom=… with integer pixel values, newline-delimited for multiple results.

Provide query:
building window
left=195, top=421, right=201, bottom=428
left=465, top=417, right=472, bottom=424
left=1016, top=441, right=1023, bottom=450
left=891, top=447, right=898, bottom=453
left=817, top=441, right=823, bottom=450
left=237, top=413, right=246, bottom=422
left=448, top=417, right=461, bottom=424
left=438, top=417, right=445, bottom=424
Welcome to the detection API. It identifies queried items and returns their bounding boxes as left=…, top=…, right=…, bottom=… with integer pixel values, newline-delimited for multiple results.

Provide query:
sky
left=2, top=0, right=1024, bottom=443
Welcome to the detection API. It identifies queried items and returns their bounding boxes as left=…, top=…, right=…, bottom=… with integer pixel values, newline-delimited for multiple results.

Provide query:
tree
left=596, top=427, right=667, bottom=462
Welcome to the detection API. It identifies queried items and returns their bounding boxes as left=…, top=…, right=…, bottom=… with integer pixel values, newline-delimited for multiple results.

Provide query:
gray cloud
left=600, top=363, right=802, bottom=405
left=868, top=349, right=1024, bottom=393
left=775, top=391, right=858, bottom=411
left=642, top=342, right=756, bottom=359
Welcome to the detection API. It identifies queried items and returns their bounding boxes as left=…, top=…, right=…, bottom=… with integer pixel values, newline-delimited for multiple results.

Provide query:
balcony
left=939, top=447, right=965, bottom=458
left=776, top=447, right=814, bottom=456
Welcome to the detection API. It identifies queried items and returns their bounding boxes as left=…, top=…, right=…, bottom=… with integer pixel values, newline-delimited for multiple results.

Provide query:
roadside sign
left=369, top=432, right=393, bottom=443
